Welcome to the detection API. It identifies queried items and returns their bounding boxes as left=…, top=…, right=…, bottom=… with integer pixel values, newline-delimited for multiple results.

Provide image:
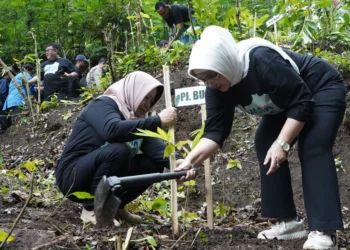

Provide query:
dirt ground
left=1, top=68, right=350, bottom=250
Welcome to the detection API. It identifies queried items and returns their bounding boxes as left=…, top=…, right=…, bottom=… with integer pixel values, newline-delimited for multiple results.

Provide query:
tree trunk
left=236, top=0, right=242, bottom=33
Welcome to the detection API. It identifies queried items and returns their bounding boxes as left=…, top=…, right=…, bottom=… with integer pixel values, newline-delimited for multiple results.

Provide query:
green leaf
left=0, top=152, right=2, bottom=164
left=63, top=110, right=72, bottom=120
left=133, top=128, right=164, bottom=140
left=126, top=15, right=138, bottom=20
left=175, top=140, right=190, bottom=149
left=214, top=202, right=227, bottom=217
left=181, top=211, right=199, bottom=223
left=157, top=127, right=168, bottom=141
left=167, top=129, right=173, bottom=142
left=0, top=229, right=15, bottom=242
left=227, top=159, right=242, bottom=170
left=191, top=124, right=205, bottom=150
left=151, top=198, right=167, bottom=215
left=344, top=13, right=349, bottom=25
left=70, top=192, right=94, bottom=199
left=133, top=236, right=157, bottom=247
left=140, top=12, right=150, bottom=19
left=17, top=171, right=27, bottom=181
left=22, top=161, right=38, bottom=171
left=146, top=236, right=157, bottom=246
left=199, top=231, right=209, bottom=243
left=256, top=14, right=269, bottom=28
left=183, top=180, right=196, bottom=186
left=316, top=0, right=331, bottom=8
left=164, top=144, right=175, bottom=158
left=1, top=187, right=9, bottom=193
left=140, top=200, right=154, bottom=210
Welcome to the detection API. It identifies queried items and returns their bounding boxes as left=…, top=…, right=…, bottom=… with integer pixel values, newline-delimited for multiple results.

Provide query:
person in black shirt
left=56, top=71, right=177, bottom=226
left=0, top=69, right=11, bottom=107
left=155, top=1, right=195, bottom=47
left=174, top=26, right=345, bottom=250
left=68, top=54, right=89, bottom=98
left=40, top=43, right=78, bottom=101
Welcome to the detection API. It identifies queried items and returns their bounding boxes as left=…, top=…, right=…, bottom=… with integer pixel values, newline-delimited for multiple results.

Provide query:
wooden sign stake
left=163, top=65, right=179, bottom=236
left=274, top=22, right=278, bottom=46
left=201, top=105, right=213, bottom=229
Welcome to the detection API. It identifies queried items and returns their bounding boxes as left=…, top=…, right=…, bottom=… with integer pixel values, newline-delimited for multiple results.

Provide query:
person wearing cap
left=68, top=54, right=89, bottom=98
left=86, top=57, right=108, bottom=88
left=38, top=43, right=78, bottom=101
left=174, top=26, right=345, bottom=250
left=2, top=64, right=37, bottom=115
left=0, top=69, right=11, bottom=108
left=155, top=1, right=196, bottom=47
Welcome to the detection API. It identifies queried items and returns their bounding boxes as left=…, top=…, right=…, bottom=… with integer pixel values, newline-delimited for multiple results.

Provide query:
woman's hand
left=174, top=159, right=196, bottom=182
left=264, top=142, right=287, bottom=175
left=159, top=107, right=177, bottom=126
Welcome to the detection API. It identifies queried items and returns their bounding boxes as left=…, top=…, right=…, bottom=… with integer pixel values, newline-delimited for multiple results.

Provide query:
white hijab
left=188, top=25, right=299, bottom=86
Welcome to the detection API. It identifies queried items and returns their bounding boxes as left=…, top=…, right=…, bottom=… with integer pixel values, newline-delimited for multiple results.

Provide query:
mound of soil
left=1, top=69, right=350, bottom=249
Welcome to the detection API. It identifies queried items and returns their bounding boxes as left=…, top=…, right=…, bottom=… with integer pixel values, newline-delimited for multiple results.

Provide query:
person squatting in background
left=68, top=54, right=89, bottom=99
left=155, top=1, right=196, bottom=47
left=2, top=64, right=37, bottom=126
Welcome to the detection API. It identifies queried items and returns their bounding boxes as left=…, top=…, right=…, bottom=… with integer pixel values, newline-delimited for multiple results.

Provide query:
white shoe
left=257, top=217, right=309, bottom=240
left=80, top=208, right=120, bottom=227
left=116, top=209, right=142, bottom=223
left=303, top=231, right=338, bottom=250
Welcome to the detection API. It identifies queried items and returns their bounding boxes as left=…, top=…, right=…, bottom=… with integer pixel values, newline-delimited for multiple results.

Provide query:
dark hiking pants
left=58, top=142, right=164, bottom=211
left=254, top=82, right=346, bottom=230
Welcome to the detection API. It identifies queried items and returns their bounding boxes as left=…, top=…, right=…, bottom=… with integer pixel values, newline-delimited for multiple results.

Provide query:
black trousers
left=255, top=82, right=346, bottom=230
left=59, top=142, right=164, bottom=210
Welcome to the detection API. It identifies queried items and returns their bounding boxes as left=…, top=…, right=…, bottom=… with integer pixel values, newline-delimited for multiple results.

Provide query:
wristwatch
left=275, top=139, right=290, bottom=152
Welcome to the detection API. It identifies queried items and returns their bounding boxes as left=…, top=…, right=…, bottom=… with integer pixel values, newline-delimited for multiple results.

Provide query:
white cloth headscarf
left=188, top=26, right=299, bottom=86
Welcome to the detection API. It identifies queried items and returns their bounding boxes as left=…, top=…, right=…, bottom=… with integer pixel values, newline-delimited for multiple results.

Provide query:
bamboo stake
left=126, top=3, right=135, bottom=50
left=186, top=0, right=197, bottom=41
left=236, top=0, right=242, bottom=33
left=201, top=105, right=213, bottom=229
left=31, top=236, right=67, bottom=250
left=253, top=12, right=257, bottom=38
left=274, top=23, right=278, bottom=45
left=163, top=65, right=179, bottom=236
left=150, top=19, right=157, bottom=47
left=30, top=31, right=41, bottom=107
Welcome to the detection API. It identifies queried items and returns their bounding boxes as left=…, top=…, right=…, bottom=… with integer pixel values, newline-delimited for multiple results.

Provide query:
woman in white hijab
left=56, top=71, right=177, bottom=226
left=175, top=26, right=346, bottom=250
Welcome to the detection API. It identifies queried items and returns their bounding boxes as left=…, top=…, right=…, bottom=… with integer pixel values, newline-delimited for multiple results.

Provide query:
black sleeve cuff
left=202, top=131, right=226, bottom=147
left=286, top=102, right=314, bottom=122
left=146, top=115, right=162, bottom=131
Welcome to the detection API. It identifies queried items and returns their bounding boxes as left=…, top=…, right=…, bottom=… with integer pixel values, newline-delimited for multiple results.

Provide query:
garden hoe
left=94, top=169, right=196, bottom=227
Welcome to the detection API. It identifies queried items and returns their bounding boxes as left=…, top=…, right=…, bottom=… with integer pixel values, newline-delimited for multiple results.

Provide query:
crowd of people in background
left=0, top=42, right=109, bottom=134
left=0, top=5, right=200, bottom=135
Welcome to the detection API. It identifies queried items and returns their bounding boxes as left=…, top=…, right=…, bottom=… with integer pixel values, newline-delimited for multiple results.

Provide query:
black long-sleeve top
left=203, top=47, right=345, bottom=146
left=56, top=96, right=168, bottom=175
